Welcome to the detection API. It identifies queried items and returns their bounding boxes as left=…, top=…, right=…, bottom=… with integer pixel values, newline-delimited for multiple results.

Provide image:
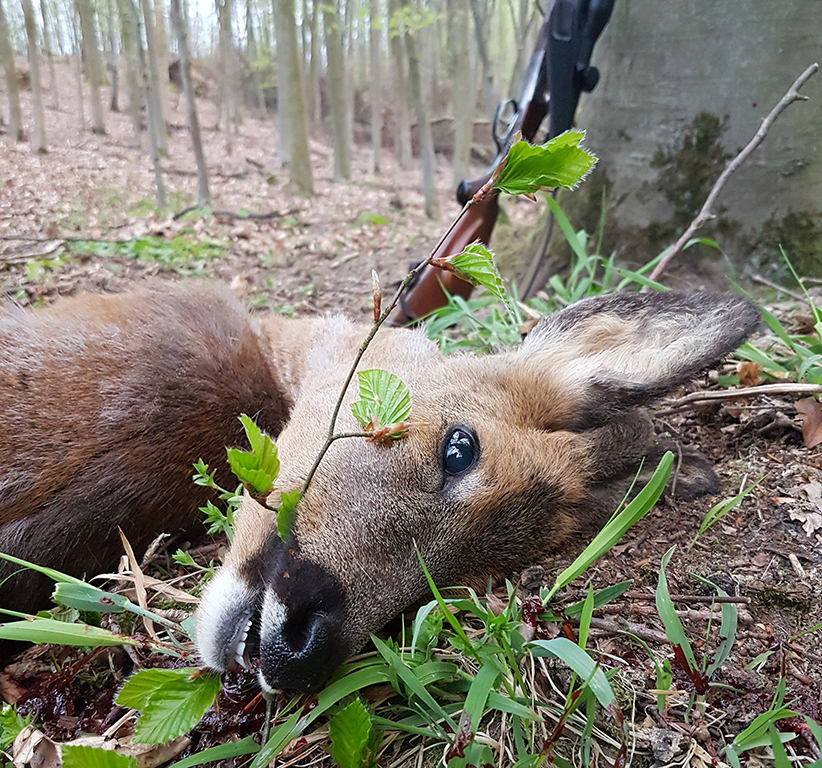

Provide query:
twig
left=587, top=617, right=670, bottom=645
left=655, top=382, right=822, bottom=416
left=751, top=274, right=807, bottom=303
left=622, top=591, right=749, bottom=605
left=646, top=62, right=819, bottom=285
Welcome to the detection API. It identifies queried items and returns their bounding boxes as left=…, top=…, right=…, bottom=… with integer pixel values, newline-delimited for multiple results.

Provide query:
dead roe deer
left=0, top=281, right=759, bottom=691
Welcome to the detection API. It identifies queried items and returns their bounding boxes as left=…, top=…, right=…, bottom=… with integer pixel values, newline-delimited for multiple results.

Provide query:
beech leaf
left=447, top=243, right=512, bottom=313
left=493, top=132, right=597, bottom=196
left=226, top=414, right=280, bottom=495
left=329, top=698, right=373, bottom=768
left=277, top=490, right=302, bottom=541
left=351, top=370, right=411, bottom=435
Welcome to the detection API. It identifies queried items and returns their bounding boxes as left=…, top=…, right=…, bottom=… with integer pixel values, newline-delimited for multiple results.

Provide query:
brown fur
left=0, top=283, right=759, bottom=691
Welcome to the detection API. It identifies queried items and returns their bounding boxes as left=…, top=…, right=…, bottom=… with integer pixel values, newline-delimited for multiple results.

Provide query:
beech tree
left=76, top=0, right=106, bottom=133
left=21, top=0, right=47, bottom=151
left=0, top=0, right=23, bottom=141
left=323, top=0, right=351, bottom=180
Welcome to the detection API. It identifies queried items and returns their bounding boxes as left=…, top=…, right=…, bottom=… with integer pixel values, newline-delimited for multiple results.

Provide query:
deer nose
left=258, top=597, right=342, bottom=691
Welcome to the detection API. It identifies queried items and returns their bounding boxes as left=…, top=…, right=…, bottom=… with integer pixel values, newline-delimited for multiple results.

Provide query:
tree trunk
left=170, top=0, right=210, bottom=204
left=305, top=0, right=320, bottom=125
left=139, top=0, right=168, bottom=153
left=400, top=0, right=439, bottom=219
left=323, top=0, right=351, bottom=180
left=217, top=0, right=237, bottom=147
left=0, top=0, right=23, bottom=141
left=449, top=0, right=472, bottom=185
left=273, top=0, right=313, bottom=193
left=129, top=0, right=166, bottom=204
left=116, top=0, right=142, bottom=144
left=245, top=0, right=265, bottom=117
left=104, top=0, right=118, bottom=111
left=567, top=0, right=822, bottom=283
left=21, top=0, right=47, bottom=152
left=69, top=13, right=86, bottom=130
left=468, top=0, right=493, bottom=120
left=76, top=0, right=106, bottom=133
left=152, top=0, right=170, bottom=127
left=38, top=0, right=59, bottom=108
left=388, top=0, right=411, bottom=170
left=368, top=0, right=381, bottom=174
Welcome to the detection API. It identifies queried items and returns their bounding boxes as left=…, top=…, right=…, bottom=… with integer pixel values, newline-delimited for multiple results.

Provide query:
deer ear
left=510, top=291, right=760, bottom=430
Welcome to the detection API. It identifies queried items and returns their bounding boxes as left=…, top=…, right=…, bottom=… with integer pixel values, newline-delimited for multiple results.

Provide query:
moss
left=745, top=210, right=822, bottom=284
left=756, top=587, right=811, bottom=613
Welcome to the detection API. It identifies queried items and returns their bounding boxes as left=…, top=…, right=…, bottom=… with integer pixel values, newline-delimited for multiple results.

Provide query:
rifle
left=386, top=0, right=616, bottom=327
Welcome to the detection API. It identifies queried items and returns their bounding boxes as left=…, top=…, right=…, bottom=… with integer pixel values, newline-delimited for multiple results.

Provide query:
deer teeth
left=233, top=617, right=253, bottom=670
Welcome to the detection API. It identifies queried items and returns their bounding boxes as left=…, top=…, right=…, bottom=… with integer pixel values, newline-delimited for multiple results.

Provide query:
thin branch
left=646, top=62, right=819, bottom=285
left=655, top=382, right=822, bottom=416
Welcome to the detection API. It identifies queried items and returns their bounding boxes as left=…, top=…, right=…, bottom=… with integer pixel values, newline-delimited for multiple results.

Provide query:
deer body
left=0, top=282, right=759, bottom=692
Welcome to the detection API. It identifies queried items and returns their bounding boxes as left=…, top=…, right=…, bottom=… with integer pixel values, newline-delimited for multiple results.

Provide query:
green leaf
left=0, top=618, right=139, bottom=647
left=250, top=709, right=304, bottom=768
left=169, top=736, right=259, bottom=768
left=62, top=746, right=138, bottom=768
left=691, top=575, right=738, bottom=676
left=329, top=698, right=373, bottom=768
left=448, top=244, right=512, bottom=314
left=546, top=453, right=673, bottom=600
left=655, top=547, right=697, bottom=672
left=0, top=551, right=86, bottom=586
left=657, top=658, right=673, bottom=714
left=493, top=133, right=597, bottom=196
left=697, top=478, right=763, bottom=538
left=277, top=490, right=302, bottom=541
left=528, top=637, right=614, bottom=708
left=461, top=663, right=498, bottom=737
left=226, top=414, right=280, bottom=495
left=116, top=668, right=221, bottom=745
left=53, top=582, right=130, bottom=613
left=350, top=369, right=411, bottom=431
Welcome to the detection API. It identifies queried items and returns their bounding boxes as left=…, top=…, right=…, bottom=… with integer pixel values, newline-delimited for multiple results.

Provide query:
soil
left=1, top=60, right=820, bottom=767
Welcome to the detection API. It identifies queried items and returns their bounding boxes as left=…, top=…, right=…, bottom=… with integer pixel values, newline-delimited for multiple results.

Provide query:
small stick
left=646, top=62, right=819, bottom=285
left=622, top=592, right=749, bottom=605
left=655, top=382, right=822, bottom=416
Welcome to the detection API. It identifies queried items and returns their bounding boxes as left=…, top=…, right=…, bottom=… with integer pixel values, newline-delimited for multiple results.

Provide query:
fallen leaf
left=793, top=483, right=822, bottom=536
left=737, top=361, right=763, bottom=386
left=794, top=398, right=822, bottom=448
left=12, top=726, right=60, bottom=768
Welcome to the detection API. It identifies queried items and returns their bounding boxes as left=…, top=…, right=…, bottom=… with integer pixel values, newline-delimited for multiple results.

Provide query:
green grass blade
left=169, top=736, right=259, bottom=767
left=0, top=617, right=140, bottom=647
left=655, top=547, right=698, bottom=672
left=529, top=637, right=614, bottom=708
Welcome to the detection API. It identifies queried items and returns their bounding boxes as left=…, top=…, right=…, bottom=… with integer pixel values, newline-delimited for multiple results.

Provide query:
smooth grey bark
left=69, top=12, right=86, bottom=129
left=139, top=0, right=167, bottom=152
left=104, top=0, right=118, bottom=111
left=570, top=0, right=822, bottom=276
left=75, top=0, right=106, bottom=132
left=152, top=0, right=170, bottom=126
left=116, top=0, right=141, bottom=143
left=245, top=0, right=265, bottom=117
left=0, top=0, right=23, bottom=141
left=305, top=0, right=320, bottom=125
left=273, top=0, right=313, bottom=193
left=323, top=0, right=351, bottom=180
left=387, top=0, right=411, bottom=169
left=449, top=0, right=472, bottom=185
left=368, top=0, right=381, bottom=173
left=38, top=0, right=58, bottom=108
left=468, top=0, right=493, bottom=120
left=217, top=0, right=237, bottom=146
left=21, top=0, right=47, bottom=151
left=129, top=0, right=165, bottom=204
left=399, top=0, right=438, bottom=219
left=170, top=0, right=209, bottom=204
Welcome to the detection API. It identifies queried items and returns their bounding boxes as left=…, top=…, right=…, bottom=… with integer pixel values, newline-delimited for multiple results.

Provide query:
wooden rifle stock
left=385, top=194, right=499, bottom=327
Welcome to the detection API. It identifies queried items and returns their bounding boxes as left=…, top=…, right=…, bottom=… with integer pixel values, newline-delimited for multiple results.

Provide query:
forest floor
left=1, top=60, right=821, bottom=767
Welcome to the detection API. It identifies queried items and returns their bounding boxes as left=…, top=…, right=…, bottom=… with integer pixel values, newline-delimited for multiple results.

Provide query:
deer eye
left=443, top=426, right=479, bottom=476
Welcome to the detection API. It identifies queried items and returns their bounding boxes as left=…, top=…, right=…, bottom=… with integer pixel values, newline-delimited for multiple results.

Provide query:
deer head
left=196, top=290, right=759, bottom=692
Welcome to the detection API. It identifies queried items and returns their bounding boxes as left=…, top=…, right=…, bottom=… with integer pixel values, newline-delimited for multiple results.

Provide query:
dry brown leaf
left=794, top=398, right=822, bottom=447
left=737, top=360, right=763, bottom=386
left=794, top=482, right=822, bottom=536
left=12, top=726, right=60, bottom=768
left=58, top=734, right=190, bottom=768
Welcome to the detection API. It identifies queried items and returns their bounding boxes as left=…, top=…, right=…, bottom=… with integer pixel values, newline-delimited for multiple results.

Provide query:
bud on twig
left=371, top=269, right=382, bottom=322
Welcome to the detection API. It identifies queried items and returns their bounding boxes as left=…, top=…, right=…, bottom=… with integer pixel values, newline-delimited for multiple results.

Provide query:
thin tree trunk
left=21, top=0, right=47, bottom=152
left=153, top=0, right=170, bottom=126
left=306, top=0, right=320, bottom=125
left=130, top=0, right=166, bottom=204
left=139, top=0, right=168, bottom=152
left=368, top=0, right=381, bottom=174
left=449, top=0, right=472, bottom=185
left=245, top=0, right=265, bottom=117
left=388, top=0, right=411, bottom=169
left=399, top=0, right=438, bottom=219
left=116, top=0, right=141, bottom=143
left=217, top=0, right=237, bottom=149
left=0, top=0, right=23, bottom=141
left=69, top=13, right=86, bottom=130
left=272, top=0, right=313, bottom=193
left=104, top=0, right=119, bottom=110
left=170, top=0, right=210, bottom=204
left=76, top=0, right=106, bottom=132
left=323, top=0, right=350, bottom=180
left=38, top=0, right=59, bottom=108
left=468, top=0, right=493, bottom=120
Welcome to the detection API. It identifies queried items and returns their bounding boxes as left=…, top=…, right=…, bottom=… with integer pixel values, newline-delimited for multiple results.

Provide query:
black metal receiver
left=387, top=0, right=615, bottom=326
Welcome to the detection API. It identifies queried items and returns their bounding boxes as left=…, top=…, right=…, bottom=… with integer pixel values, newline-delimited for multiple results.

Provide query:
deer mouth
left=228, top=609, right=261, bottom=671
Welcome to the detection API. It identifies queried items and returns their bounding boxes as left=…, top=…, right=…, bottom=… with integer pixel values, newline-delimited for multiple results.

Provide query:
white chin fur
left=196, top=566, right=256, bottom=671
